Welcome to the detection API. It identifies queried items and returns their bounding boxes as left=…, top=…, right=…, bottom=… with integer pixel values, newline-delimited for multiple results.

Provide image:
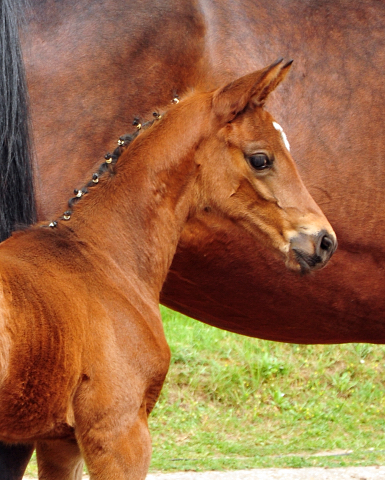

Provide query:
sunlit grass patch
left=150, top=307, right=385, bottom=472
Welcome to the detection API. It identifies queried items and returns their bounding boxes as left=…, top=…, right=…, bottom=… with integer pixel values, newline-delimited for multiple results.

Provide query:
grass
left=25, top=306, right=385, bottom=476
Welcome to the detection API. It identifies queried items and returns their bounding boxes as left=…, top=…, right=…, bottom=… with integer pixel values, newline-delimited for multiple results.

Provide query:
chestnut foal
left=0, top=60, right=335, bottom=479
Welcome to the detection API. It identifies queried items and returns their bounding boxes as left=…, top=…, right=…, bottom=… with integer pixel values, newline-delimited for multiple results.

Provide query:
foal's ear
left=212, top=59, right=293, bottom=123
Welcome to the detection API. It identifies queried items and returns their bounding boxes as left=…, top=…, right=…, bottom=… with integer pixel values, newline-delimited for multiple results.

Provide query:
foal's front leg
left=36, top=438, right=83, bottom=480
left=76, top=401, right=152, bottom=480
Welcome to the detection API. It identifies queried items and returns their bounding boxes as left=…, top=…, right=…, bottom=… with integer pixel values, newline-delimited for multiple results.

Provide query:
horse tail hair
left=0, top=0, right=36, bottom=242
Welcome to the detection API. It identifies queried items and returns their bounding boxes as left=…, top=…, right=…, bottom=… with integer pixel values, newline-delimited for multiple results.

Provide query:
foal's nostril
left=316, top=231, right=337, bottom=259
left=320, top=234, right=334, bottom=252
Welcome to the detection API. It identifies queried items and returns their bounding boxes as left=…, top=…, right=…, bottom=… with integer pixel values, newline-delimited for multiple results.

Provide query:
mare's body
left=0, top=64, right=335, bottom=479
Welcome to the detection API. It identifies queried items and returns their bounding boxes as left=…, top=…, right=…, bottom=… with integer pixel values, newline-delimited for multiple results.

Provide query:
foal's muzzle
left=290, top=230, right=337, bottom=274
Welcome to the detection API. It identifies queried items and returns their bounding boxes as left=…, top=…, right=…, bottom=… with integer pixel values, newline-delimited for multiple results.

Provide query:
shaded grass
left=26, top=307, right=385, bottom=476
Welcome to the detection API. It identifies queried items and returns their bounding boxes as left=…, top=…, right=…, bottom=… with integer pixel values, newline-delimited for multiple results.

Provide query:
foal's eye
left=248, top=153, right=271, bottom=171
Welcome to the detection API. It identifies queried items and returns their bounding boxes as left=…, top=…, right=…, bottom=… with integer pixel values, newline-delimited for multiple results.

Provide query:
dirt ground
left=25, top=467, right=385, bottom=479
left=144, top=467, right=385, bottom=479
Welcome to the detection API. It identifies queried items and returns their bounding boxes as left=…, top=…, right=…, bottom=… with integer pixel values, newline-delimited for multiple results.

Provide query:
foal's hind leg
left=36, top=438, right=83, bottom=480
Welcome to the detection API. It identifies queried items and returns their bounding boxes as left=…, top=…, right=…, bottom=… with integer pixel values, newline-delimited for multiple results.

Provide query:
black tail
left=0, top=0, right=36, bottom=241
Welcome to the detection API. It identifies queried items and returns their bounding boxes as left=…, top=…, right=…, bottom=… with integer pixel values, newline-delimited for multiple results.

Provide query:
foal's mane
left=46, top=98, right=180, bottom=229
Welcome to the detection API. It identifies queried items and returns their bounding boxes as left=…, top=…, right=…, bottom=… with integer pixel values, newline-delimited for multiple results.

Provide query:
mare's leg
left=36, top=438, right=83, bottom=480
left=0, top=442, right=34, bottom=480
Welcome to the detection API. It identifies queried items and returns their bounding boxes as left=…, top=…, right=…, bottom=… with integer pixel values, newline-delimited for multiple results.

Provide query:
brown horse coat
left=3, top=1, right=377, bottom=475
left=20, top=0, right=385, bottom=343
left=0, top=64, right=335, bottom=479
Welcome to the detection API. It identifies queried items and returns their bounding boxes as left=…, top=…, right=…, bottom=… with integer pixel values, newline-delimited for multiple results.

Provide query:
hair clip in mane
left=62, top=211, right=72, bottom=221
left=133, top=118, right=142, bottom=130
left=171, top=90, right=180, bottom=104
left=74, top=189, right=84, bottom=198
left=104, top=153, right=113, bottom=164
left=49, top=221, right=57, bottom=228
left=117, top=138, right=125, bottom=146
left=153, top=112, right=162, bottom=120
left=92, top=173, right=99, bottom=183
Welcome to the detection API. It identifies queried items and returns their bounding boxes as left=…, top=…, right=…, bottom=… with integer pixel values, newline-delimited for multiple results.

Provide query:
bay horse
left=0, top=62, right=335, bottom=479
left=15, top=0, right=385, bottom=344
left=0, top=0, right=383, bottom=475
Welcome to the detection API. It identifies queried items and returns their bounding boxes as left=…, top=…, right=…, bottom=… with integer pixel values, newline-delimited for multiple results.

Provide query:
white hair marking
left=273, top=121, right=291, bottom=152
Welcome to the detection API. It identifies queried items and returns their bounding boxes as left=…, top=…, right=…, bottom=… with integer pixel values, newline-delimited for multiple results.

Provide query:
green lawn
left=26, top=306, right=385, bottom=476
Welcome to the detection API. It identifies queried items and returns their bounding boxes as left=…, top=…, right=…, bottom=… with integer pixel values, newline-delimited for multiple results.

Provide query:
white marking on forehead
left=273, top=121, right=291, bottom=152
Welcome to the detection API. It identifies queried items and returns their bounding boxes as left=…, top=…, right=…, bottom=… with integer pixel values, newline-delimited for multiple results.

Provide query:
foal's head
left=188, top=60, right=337, bottom=273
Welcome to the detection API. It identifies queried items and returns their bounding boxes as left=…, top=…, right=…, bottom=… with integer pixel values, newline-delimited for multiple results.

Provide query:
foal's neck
left=70, top=97, right=208, bottom=297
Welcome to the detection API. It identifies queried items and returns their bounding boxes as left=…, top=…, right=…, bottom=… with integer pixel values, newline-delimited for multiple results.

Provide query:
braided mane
left=48, top=101, right=180, bottom=228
